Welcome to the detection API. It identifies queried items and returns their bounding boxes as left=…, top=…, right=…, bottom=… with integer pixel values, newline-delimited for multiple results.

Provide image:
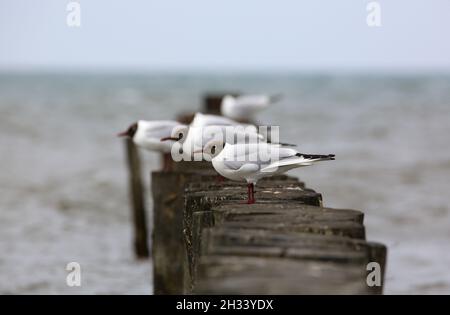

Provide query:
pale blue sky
left=1, top=0, right=450, bottom=72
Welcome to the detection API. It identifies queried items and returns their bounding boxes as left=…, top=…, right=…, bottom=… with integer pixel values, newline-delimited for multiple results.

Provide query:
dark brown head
left=117, top=122, right=138, bottom=138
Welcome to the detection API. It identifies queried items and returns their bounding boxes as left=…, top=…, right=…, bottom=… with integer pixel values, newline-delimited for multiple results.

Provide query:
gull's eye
left=178, top=133, right=183, bottom=140
left=211, top=145, right=216, bottom=155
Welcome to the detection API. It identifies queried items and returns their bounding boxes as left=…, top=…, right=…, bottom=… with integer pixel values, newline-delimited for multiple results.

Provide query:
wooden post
left=178, top=174, right=386, bottom=294
left=151, top=162, right=216, bottom=294
left=151, top=171, right=189, bottom=294
left=125, top=138, right=149, bottom=259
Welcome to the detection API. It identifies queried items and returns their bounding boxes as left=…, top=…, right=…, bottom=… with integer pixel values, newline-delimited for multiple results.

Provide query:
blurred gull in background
left=221, top=94, right=282, bottom=121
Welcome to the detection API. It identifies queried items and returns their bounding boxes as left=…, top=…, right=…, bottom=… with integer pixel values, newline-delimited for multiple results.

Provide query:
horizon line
left=1, top=65, right=450, bottom=77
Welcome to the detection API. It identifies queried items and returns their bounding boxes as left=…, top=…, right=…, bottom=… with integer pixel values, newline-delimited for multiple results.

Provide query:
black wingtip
left=278, top=142, right=297, bottom=147
left=296, top=153, right=336, bottom=160
left=267, top=140, right=297, bottom=147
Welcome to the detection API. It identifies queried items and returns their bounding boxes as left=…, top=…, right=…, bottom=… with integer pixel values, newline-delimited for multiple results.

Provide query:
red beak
left=160, top=137, right=178, bottom=142
left=117, top=131, right=129, bottom=137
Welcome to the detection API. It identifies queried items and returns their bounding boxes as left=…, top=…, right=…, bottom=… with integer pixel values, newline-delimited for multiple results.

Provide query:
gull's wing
left=223, top=160, right=260, bottom=173
left=191, top=125, right=263, bottom=147
left=236, top=94, right=281, bottom=108
left=260, top=153, right=334, bottom=173
left=221, top=143, right=298, bottom=172
left=144, top=121, right=180, bottom=139
left=260, top=156, right=313, bottom=173
left=236, top=95, right=270, bottom=107
left=226, top=143, right=297, bottom=160
left=220, top=127, right=264, bottom=144
left=191, top=113, right=257, bottom=132
left=191, top=113, right=238, bottom=127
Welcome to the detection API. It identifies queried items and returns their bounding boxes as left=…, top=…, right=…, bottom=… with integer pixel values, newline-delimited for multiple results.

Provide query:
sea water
left=0, top=73, right=449, bottom=294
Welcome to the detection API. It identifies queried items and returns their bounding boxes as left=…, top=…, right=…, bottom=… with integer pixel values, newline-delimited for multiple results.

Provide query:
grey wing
left=223, top=160, right=260, bottom=172
left=146, top=124, right=176, bottom=139
left=223, top=160, right=246, bottom=170
left=230, top=145, right=297, bottom=162
left=277, top=147, right=298, bottom=159
left=237, top=95, right=270, bottom=107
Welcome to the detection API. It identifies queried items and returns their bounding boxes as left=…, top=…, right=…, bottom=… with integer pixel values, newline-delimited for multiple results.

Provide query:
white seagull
left=198, top=140, right=335, bottom=204
left=221, top=94, right=282, bottom=121
left=162, top=112, right=263, bottom=160
left=190, top=112, right=257, bottom=130
left=118, top=120, right=188, bottom=170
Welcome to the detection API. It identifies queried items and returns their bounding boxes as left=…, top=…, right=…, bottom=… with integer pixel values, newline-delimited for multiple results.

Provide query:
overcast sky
left=1, top=0, right=449, bottom=72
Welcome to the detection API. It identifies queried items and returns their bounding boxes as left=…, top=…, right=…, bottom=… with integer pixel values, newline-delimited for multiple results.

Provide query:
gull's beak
left=117, top=130, right=129, bottom=137
left=193, top=149, right=203, bottom=154
left=160, top=137, right=178, bottom=142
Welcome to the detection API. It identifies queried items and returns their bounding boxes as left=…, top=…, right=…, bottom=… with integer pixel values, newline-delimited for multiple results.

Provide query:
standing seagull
left=221, top=94, right=282, bottom=121
left=162, top=112, right=262, bottom=160
left=199, top=140, right=335, bottom=204
left=190, top=112, right=258, bottom=131
left=118, top=120, right=188, bottom=170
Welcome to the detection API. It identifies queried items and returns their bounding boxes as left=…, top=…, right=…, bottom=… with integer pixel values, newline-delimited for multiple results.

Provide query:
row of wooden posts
left=123, top=95, right=230, bottom=260
left=123, top=95, right=387, bottom=294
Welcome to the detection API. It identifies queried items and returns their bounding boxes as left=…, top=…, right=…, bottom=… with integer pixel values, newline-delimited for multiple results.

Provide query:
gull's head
left=221, top=95, right=235, bottom=106
left=198, top=139, right=226, bottom=160
left=117, top=122, right=138, bottom=139
left=161, top=124, right=189, bottom=143
left=220, top=95, right=236, bottom=116
left=190, top=112, right=204, bottom=127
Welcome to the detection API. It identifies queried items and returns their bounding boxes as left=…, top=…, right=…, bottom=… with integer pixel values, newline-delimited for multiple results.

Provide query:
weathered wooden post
left=125, top=138, right=149, bottom=259
left=190, top=201, right=387, bottom=294
left=151, top=171, right=189, bottom=294
left=151, top=164, right=217, bottom=294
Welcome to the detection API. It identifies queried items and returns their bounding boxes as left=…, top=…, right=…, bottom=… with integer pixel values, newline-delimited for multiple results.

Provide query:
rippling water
left=0, top=73, right=449, bottom=294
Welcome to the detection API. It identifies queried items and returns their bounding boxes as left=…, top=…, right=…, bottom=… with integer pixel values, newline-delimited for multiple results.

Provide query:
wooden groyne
left=124, top=138, right=149, bottom=259
left=149, top=95, right=387, bottom=294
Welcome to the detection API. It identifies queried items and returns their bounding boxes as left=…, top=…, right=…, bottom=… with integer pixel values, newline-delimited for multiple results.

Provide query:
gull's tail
left=296, top=153, right=335, bottom=161
left=261, top=152, right=335, bottom=173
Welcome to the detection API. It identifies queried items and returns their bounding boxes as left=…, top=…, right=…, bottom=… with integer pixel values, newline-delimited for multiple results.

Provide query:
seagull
left=181, top=125, right=264, bottom=161
left=161, top=112, right=263, bottom=161
left=221, top=94, right=282, bottom=121
left=190, top=112, right=257, bottom=131
left=118, top=120, right=188, bottom=170
left=198, top=140, right=335, bottom=204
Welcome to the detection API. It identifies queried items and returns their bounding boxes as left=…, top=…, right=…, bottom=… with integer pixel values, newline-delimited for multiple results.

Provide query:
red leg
left=216, top=175, right=225, bottom=182
left=251, top=183, right=255, bottom=203
left=247, top=183, right=255, bottom=204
